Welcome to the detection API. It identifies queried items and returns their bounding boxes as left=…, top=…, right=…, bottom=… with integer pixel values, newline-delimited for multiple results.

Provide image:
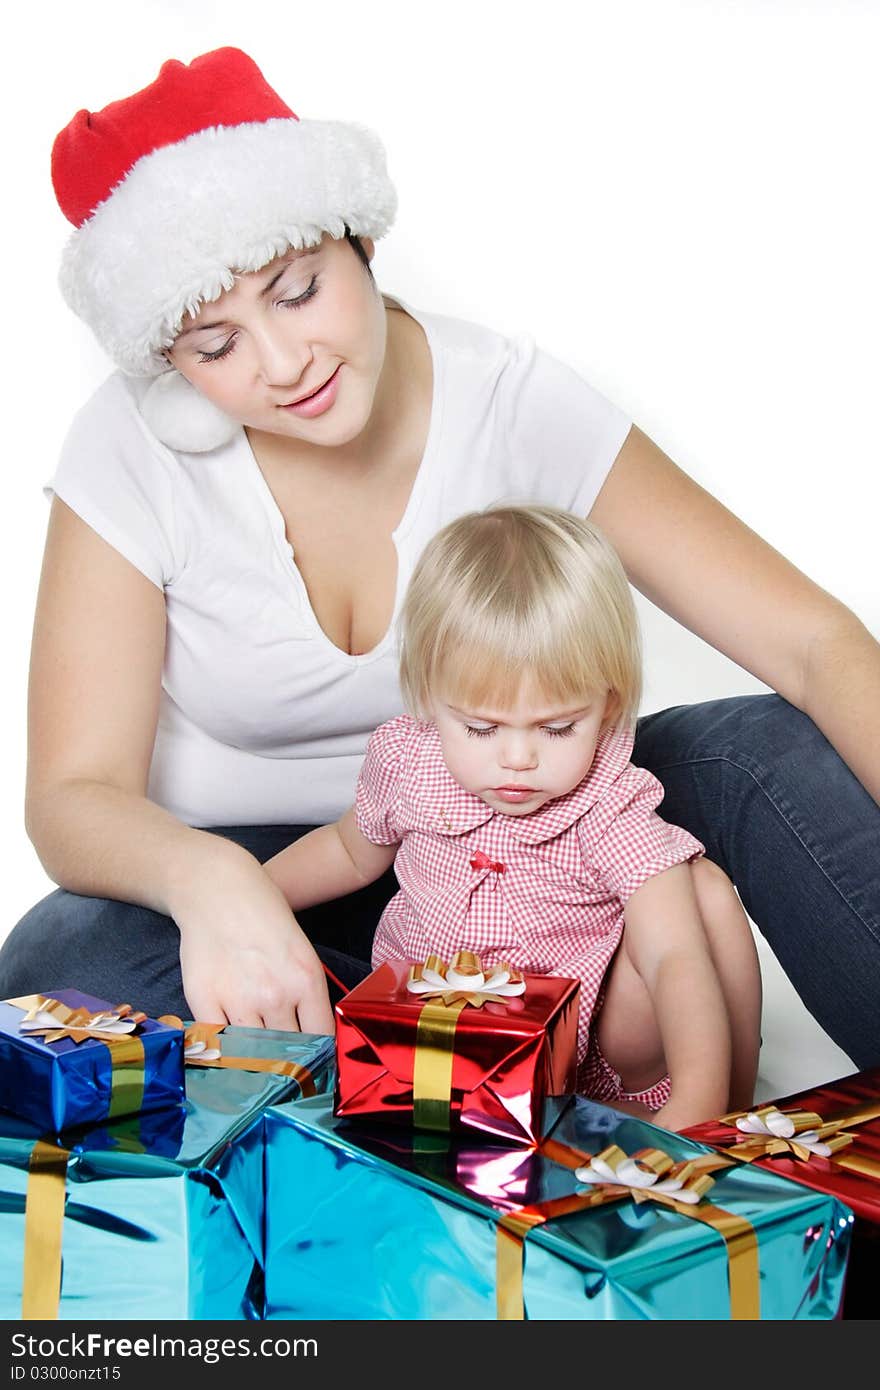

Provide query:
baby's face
left=431, top=685, right=613, bottom=817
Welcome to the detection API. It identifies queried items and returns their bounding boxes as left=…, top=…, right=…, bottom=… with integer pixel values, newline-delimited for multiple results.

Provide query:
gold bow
left=406, top=950, right=526, bottom=1009
left=496, top=1138, right=759, bottom=1320
left=11, top=995, right=145, bottom=1045
left=573, top=1143, right=718, bottom=1204
left=718, top=1100, right=880, bottom=1180
left=157, top=1017, right=316, bottom=1094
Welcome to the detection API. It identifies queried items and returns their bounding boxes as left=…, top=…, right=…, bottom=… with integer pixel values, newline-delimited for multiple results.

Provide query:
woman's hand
left=171, top=839, right=335, bottom=1034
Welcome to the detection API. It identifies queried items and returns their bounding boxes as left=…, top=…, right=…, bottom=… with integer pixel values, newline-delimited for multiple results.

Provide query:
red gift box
left=683, top=1066, right=880, bottom=1320
left=333, top=954, right=579, bottom=1146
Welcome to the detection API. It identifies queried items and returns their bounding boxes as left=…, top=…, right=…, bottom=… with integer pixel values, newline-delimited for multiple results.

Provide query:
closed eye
left=464, top=725, right=497, bottom=739
left=279, top=274, right=319, bottom=310
left=198, top=334, right=238, bottom=364
left=542, top=724, right=576, bottom=738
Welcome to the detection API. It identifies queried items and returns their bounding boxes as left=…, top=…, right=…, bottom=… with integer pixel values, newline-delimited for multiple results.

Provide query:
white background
left=2, top=1, right=877, bottom=1088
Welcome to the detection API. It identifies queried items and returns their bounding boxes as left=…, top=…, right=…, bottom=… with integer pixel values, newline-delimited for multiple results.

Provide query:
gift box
left=334, top=954, right=578, bottom=1145
left=683, top=1066, right=880, bottom=1320
left=0, top=990, right=184, bottom=1131
left=0, top=1026, right=335, bottom=1320
left=263, top=1091, right=851, bottom=1320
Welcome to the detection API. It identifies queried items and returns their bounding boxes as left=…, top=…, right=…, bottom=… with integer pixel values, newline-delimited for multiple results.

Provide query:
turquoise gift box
left=262, top=1092, right=852, bottom=1320
left=0, top=1026, right=335, bottom=1320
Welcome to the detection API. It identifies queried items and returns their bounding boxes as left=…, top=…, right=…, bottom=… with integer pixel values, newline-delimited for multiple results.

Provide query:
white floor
left=751, top=926, right=854, bottom=1103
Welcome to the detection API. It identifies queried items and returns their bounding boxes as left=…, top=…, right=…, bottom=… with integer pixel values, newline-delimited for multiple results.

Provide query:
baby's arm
left=610, top=862, right=733, bottom=1130
left=264, top=808, right=398, bottom=913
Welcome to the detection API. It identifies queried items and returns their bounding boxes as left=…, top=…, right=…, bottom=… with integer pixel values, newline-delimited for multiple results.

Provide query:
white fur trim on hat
left=59, top=117, right=396, bottom=378
left=140, top=371, right=240, bottom=453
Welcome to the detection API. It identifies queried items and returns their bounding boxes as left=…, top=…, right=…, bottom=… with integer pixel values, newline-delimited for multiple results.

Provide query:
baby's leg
left=689, top=857, right=762, bottom=1110
left=593, top=934, right=666, bottom=1102
left=595, top=859, right=762, bottom=1113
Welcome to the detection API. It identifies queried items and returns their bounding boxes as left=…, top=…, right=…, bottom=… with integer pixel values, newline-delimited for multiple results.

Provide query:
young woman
left=3, top=47, right=877, bottom=1064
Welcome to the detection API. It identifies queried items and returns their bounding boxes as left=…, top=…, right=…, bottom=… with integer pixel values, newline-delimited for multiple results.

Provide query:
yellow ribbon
left=719, top=1101, right=880, bottom=1180
left=8, top=994, right=146, bottom=1118
left=158, top=1019, right=317, bottom=1097
left=412, top=999, right=468, bottom=1131
left=21, top=1140, right=71, bottom=1320
left=496, top=1139, right=758, bottom=1320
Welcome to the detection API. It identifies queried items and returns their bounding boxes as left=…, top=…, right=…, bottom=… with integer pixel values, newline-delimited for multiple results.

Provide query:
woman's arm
left=26, top=497, right=334, bottom=1033
left=590, top=425, right=880, bottom=802
left=265, top=809, right=398, bottom=910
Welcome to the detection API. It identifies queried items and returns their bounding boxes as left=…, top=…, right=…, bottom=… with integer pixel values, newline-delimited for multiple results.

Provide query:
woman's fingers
left=175, top=851, right=340, bottom=1036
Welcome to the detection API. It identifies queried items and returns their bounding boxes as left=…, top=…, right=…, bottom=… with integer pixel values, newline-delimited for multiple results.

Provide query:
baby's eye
left=542, top=723, right=576, bottom=738
left=464, top=724, right=497, bottom=739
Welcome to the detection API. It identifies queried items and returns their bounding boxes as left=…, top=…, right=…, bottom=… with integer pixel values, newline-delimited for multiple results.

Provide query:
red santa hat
left=52, top=47, right=397, bottom=450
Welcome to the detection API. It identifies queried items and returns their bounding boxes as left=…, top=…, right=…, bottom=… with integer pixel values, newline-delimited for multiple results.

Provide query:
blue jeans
left=2, top=695, right=877, bottom=1065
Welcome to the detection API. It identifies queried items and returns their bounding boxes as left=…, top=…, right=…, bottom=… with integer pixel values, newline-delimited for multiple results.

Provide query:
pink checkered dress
left=356, top=715, right=704, bottom=1108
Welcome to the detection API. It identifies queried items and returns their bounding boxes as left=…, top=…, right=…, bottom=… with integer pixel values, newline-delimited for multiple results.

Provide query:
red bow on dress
left=470, top=850, right=505, bottom=874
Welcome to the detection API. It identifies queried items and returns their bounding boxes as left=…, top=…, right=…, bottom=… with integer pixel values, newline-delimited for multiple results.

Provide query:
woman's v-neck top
left=47, top=297, right=631, bottom=826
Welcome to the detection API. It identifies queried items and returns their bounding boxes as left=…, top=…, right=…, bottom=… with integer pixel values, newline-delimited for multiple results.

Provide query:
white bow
left=19, top=1009, right=136, bottom=1038
left=575, top=1153, right=704, bottom=1205
left=734, top=1110, right=832, bottom=1157
left=406, top=961, right=526, bottom=999
left=183, top=1039, right=222, bottom=1062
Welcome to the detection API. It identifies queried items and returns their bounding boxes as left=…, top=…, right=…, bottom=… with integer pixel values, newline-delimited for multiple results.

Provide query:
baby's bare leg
left=594, top=935, right=666, bottom=1099
left=689, top=858, right=762, bottom=1110
left=595, top=859, right=762, bottom=1114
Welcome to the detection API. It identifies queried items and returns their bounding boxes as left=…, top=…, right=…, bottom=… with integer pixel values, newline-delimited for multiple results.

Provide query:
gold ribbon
left=496, top=1139, right=759, bottom=1320
left=21, top=1140, right=71, bottom=1320
left=158, top=1019, right=317, bottom=1097
left=412, top=999, right=468, bottom=1131
left=718, top=1101, right=880, bottom=1180
left=406, top=951, right=523, bottom=1128
left=406, top=950, right=525, bottom=1009
left=8, top=995, right=146, bottom=1118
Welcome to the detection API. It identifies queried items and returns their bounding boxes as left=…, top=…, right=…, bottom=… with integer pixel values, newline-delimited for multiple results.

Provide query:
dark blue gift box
left=0, top=988, right=185, bottom=1130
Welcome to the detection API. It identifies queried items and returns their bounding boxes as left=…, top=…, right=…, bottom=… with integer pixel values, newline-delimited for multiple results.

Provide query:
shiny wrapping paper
left=263, top=1091, right=850, bottom=1320
left=0, top=1028, right=335, bottom=1320
left=0, top=990, right=184, bottom=1131
left=334, top=959, right=578, bottom=1145
left=684, top=1067, right=880, bottom=1320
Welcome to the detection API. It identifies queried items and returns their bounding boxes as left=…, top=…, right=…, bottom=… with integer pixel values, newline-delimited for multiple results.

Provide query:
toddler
left=266, top=505, right=762, bottom=1129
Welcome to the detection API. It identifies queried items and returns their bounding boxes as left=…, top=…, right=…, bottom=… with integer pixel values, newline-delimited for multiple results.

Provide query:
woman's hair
left=344, top=227, right=375, bottom=280
left=399, top=504, right=642, bottom=727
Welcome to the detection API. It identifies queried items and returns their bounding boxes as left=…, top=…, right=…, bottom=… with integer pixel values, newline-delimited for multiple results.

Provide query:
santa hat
left=52, top=47, right=397, bottom=451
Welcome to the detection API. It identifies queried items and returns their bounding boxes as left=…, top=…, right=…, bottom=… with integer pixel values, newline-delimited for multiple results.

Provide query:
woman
left=3, top=47, right=878, bottom=1063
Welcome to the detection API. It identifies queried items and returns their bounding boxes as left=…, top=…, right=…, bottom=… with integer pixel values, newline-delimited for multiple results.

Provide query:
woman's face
left=167, top=235, right=386, bottom=446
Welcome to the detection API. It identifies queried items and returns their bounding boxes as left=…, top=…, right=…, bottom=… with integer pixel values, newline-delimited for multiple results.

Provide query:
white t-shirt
left=47, top=297, right=632, bottom=827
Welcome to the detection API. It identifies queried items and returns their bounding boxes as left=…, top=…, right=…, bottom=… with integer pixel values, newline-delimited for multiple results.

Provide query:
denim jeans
left=1, top=694, right=877, bottom=1065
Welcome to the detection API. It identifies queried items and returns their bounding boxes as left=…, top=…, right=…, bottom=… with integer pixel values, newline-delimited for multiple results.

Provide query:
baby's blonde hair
left=399, top=504, right=642, bottom=727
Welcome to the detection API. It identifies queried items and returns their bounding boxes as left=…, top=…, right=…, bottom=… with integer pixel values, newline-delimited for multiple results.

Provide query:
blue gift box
left=0, top=1028, right=335, bottom=1320
left=0, top=990, right=184, bottom=1130
left=262, top=1092, right=852, bottom=1320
